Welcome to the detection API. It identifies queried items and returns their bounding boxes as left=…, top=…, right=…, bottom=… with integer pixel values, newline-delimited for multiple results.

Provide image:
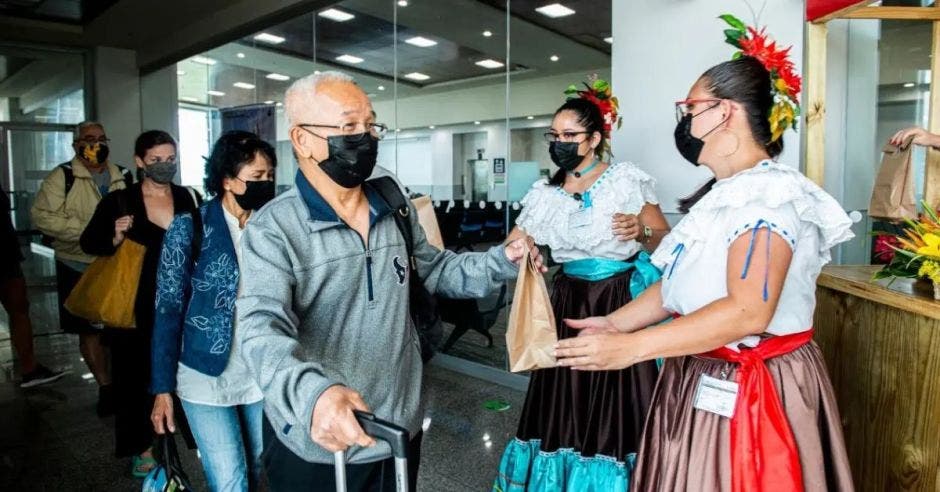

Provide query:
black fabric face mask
left=234, top=179, right=275, bottom=211
left=312, top=132, right=379, bottom=188
left=549, top=141, right=584, bottom=172
left=673, top=114, right=705, bottom=166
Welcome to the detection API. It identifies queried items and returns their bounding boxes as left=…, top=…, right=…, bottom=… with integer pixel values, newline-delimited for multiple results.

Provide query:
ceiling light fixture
left=336, top=54, right=364, bottom=64
left=404, top=72, right=430, bottom=81
left=378, top=85, right=386, bottom=91
left=318, top=8, right=355, bottom=22
left=550, top=54, right=559, bottom=62
left=398, top=0, right=408, bottom=6
left=253, top=32, right=286, bottom=44
left=474, top=121, right=481, bottom=125
left=237, top=52, right=246, bottom=58
left=475, top=59, right=505, bottom=69
left=264, top=100, right=275, bottom=104
left=429, top=125, right=435, bottom=129
left=177, top=70, right=185, bottom=76
left=276, top=102, right=283, bottom=107
left=526, top=116, right=534, bottom=120
left=536, top=3, right=576, bottom=18
left=405, top=36, right=438, bottom=48
left=904, top=82, right=916, bottom=88
left=483, top=30, right=493, bottom=37
left=181, top=96, right=198, bottom=102
left=208, top=90, right=225, bottom=96
left=233, top=82, right=256, bottom=89
left=604, top=37, right=613, bottom=44
left=191, top=56, right=216, bottom=65
left=266, top=73, right=291, bottom=81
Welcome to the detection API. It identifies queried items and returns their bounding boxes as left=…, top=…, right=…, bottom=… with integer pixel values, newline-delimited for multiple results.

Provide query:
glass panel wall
left=175, top=0, right=611, bottom=371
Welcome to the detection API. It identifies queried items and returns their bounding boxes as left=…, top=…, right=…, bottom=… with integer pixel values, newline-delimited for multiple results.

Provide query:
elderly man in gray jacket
left=237, top=71, right=543, bottom=491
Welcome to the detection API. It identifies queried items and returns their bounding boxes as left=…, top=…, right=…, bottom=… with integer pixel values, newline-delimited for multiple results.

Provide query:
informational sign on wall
left=494, top=157, right=506, bottom=174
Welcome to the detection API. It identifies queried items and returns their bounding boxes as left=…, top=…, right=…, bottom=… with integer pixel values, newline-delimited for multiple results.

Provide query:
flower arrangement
left=564, top=74, right=621, bottom=159
left=872, top=201, right=940, bottom=300
left=719, top=14, right=801, bottom=142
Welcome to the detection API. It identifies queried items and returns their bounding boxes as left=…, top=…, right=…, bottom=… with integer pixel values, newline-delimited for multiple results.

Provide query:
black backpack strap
left=369, top=177, right=415, bottom=264
left=59, top=163, right=75, bottom=196
left=117, top=166, right=134, bottom=189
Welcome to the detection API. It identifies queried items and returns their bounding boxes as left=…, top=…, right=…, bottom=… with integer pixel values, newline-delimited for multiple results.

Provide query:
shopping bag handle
left=354, top=410, right=410, bottom=459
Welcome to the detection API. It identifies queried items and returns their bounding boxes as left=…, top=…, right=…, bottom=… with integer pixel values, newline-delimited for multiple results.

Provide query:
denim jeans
left=181, top=400, right=264, bottom=492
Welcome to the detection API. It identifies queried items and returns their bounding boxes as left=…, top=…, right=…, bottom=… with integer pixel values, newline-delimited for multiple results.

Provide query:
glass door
left=0, top=123, right=75, bottom=233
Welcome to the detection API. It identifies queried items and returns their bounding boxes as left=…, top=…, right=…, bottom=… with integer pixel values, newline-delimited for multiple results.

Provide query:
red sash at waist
left=701, top=329, right=814, bottom=492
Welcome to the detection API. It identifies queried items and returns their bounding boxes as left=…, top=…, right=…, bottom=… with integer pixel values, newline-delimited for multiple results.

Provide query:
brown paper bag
left=870, top=138, right=917, bottom=221
left=506, top=249, right=557, bottom=372
left=65, top=239, right=146, bottom=328
left=412, top=196, right=444, bottom=250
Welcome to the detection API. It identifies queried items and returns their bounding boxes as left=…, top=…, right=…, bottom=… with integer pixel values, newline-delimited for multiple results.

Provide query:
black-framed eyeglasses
left=543, top=131, right=590, bottom=143
left=77, top=137, right=111, bottom=144
left=674, top=98, right=722, bottom=122
left=298, top=122, right=388, bottom=140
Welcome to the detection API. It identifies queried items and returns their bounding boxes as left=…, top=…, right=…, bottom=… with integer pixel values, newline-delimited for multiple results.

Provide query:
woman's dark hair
left=203, top=130, right=278, bottom=198
left=134, top=130, right=177, bottom=159
left=547, top=98, right=606, bottom=187
left=678, top=56, right=782, bottom=213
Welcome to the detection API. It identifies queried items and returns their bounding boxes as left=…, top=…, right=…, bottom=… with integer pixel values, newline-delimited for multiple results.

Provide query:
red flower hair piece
left=563, top=75, right=622, bottom=158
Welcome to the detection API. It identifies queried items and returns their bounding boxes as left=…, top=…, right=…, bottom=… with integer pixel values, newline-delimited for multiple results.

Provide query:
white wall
left=611, top=0, right=804, bottom=215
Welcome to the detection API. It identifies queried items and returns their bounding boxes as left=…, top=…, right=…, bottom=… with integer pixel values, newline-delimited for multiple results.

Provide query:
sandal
left=131, top=454, right=158, bottom=478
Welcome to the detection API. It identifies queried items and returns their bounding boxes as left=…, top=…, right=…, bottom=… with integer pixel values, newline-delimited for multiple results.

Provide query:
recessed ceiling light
left=237, top=52, right=246, bottom=58
left=474, top=121, right=481, bottom=125
left=429, top=125, right=435, bottom=129
left=266, top=73, right=291, bottom=81
left=336, top=54, right=364, bottom=64
left=233, top=82, right=256, bottom=89
left=475, top=59, right=504, bottom=69
left=191, top=56, right=216, bottom=65
left=207, top=90, right=225, bottom=96
left=314, top=70, right=321, bottom=75
left=483, top=30, right=493, bottom=37
left=396, top=128, right=402, bottom=133
left=181, top=96, right=198, bottom=102
left=318, top=8, right=355, bottom=22
left=276, top=102, right=283, bottom=107
left=904, top=82, right=916, bottom=88
left=536, top=3, right=576, bottom=18
left=398, top=0, right=409, bottom=6
left=177, top=70, right=185, bottom=76
left=253, top=32, right=286, bottom=44
left=404, top=72, right=430, bottom=81
left=604, top=37, right=613, bottom=44
left=405, top=36, right=438, bottom=48
left=526, top=116, right=534, bottom=120
left=378, top=85, right=386, bottom=91
left=550, top=55, right=559, bottom=62
left=264, top=100, right=275, bottom=104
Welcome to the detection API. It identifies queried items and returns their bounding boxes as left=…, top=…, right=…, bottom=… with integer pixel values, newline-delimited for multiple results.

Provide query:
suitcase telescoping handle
left=334, top=410, right=411, bottom=492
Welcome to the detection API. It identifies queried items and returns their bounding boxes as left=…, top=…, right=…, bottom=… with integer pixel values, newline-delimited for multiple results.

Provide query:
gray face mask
left=144, top=161, right=177, bottom=184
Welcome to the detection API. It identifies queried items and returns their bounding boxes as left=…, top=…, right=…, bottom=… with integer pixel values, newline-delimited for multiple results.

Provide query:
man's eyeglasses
left=543, top=131, right=590, bottom=143
left=674, top=98, right=722, bottom=122
left=298, top=122, right=388, bottom=140
left=77, top=137, right=111, bottom=144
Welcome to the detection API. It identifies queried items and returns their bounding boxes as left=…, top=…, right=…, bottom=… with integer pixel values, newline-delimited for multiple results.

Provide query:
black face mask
left=310, top=131, right=379, bottom=188
left=673, top=114, right=705, bottom=166
left=549, top=141, right=584, bottom=172
left=234, top=179, right=275, bottom=211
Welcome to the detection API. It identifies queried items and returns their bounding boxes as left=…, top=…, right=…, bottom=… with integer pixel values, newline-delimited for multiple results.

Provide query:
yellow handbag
left=65, top=238, right=146, bottom=328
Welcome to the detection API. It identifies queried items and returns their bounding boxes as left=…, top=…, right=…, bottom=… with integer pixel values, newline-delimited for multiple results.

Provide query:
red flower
left=578, top=91, right=616, bottom=133
left=874, top=235, right=900, bottom=264
left=739, top=27, right=802, bottom=101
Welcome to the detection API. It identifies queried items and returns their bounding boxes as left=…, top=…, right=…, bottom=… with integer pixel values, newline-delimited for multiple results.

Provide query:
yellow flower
left=918, top=260, right=940, bottom=282
left=916, top=233, right=940, bottom=258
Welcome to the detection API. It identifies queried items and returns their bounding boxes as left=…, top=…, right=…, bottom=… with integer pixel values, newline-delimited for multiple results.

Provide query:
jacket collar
left=70, top=156, right=127, bottom=184
left=294, top=170, right=392, bottom=227
left=204, top=198, right=237, bottom=258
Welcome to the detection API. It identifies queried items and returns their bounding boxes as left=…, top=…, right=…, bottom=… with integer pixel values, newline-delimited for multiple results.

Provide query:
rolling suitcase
left=333, top=411, right=411, bottom=492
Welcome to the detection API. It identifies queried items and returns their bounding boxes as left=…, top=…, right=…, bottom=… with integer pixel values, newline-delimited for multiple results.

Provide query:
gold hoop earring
left=713, top=128, right=740, bottom=158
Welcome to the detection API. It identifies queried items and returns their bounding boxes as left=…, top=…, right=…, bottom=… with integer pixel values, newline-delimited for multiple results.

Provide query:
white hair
left=284, top=71, right=356, bottom=126
left=74, top=121, right=104, bottom=140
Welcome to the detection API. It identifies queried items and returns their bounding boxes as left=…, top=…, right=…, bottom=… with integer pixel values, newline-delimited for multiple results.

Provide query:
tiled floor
left=0, top=253, right=526, bottom=491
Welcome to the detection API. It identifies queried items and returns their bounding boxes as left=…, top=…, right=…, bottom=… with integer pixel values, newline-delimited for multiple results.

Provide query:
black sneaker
left=97, top=383, right=115, bottom=417
left=19, top=364, right=69, bottom=388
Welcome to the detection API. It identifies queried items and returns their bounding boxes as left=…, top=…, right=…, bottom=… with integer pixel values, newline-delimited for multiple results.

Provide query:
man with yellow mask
left=32, top=120, right=133, bottom=417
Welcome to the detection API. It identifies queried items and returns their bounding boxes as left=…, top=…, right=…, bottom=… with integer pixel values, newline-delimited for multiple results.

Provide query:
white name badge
left=568, top=208, right=592, bottom=229
left=693, top=374, right=739, bottom=418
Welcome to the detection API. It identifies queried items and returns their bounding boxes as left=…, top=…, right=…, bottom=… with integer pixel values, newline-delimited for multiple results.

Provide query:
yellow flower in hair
left=774, top=78, right=790, bottom=95
left=916, top=233, right=940, bottom=258
left=769, top=102, right=794, bottom=142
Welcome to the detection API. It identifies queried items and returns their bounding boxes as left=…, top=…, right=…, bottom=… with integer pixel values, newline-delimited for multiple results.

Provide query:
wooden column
left=928, top=12, right=940, bottom=209
left=805, top=22, right=828, bottom=187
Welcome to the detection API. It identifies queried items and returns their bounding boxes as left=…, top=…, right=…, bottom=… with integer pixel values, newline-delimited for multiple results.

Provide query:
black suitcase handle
left=354, top=410, right=410, bottom=459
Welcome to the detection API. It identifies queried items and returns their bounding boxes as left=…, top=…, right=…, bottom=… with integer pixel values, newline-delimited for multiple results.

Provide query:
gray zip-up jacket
left=237, top=170, right=517, bottom=464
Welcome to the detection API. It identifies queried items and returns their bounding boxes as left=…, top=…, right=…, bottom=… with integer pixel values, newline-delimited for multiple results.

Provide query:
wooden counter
left=815, top=265, right=940, bottom=491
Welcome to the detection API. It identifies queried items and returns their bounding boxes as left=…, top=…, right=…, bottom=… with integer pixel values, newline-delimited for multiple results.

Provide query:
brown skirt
left=632, top=341, right=855, bottom=491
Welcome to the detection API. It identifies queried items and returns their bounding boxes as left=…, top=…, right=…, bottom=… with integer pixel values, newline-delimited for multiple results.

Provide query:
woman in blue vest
left=150, top=131, right=277, bottom=492
left=494, top=80, right=670, bottom=491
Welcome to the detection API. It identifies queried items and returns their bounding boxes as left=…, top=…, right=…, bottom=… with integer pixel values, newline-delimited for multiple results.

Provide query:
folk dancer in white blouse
left=494, top=81, right=670, bottom=492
